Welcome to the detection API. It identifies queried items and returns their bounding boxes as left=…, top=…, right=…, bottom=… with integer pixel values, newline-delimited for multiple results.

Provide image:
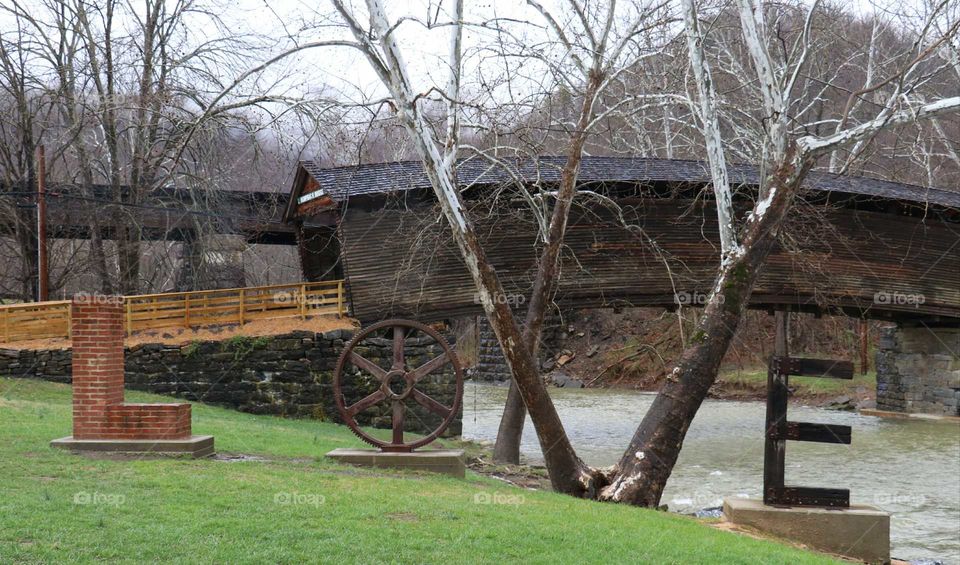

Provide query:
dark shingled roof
left=299, top=156, right=960, bottom=208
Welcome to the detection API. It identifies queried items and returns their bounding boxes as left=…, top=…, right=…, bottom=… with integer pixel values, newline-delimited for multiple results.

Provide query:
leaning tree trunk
left=419, top=141, right=599, bottom=496
left=343, top=0, right=602, bottom=496
left=600, top=147, right=813, bottom=505
left=493, top=71, right=603, bottom=464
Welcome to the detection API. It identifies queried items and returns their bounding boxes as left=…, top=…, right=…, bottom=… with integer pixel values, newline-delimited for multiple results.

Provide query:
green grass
left=0, top=377, right=839, bottom=564
left=718, top=367, right=876, bottom=397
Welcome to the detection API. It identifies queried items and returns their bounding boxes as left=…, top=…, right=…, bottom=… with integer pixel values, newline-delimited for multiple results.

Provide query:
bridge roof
left=295, top=156, right=960, bottom=210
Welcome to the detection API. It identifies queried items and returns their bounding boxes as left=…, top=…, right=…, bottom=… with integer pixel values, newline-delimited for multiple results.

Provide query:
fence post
left=126, top=301, right=133, bottom=336
left=184, top=295, right=191, bottom=328
left=239, top=289, right=246, bottom=325
left=337, top=280, right=344, bottom=318
left=2, top=310, right=8, bottom=343
left=300, top=284, right=307, bottom=320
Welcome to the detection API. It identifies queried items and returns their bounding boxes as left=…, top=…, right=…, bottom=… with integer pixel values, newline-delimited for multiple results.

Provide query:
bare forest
left=2, top=0, right=958, bottom=507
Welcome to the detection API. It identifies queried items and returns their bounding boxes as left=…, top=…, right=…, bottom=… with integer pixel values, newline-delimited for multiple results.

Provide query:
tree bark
left=15, top=204, right=38, bottom=301
left=335, top=0, right=601, bottom=497
left=493, top=70, right=603, bottom=464
left=600, top=146, right=814, bottom=505
left=493, top=380, right=528, bottom=463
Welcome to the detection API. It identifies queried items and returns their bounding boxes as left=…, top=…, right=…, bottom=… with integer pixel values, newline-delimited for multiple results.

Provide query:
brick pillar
left=72, top=297, right=126, bottom=439
left=69, top=295, right=192, bottom=440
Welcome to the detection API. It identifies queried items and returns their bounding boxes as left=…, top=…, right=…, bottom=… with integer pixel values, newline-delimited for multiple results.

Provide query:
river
left=461, top=382, right=960, bottom=563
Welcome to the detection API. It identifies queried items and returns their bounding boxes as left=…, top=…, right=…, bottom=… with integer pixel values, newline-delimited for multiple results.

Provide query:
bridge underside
left=337, top=198, right=959, bottom=326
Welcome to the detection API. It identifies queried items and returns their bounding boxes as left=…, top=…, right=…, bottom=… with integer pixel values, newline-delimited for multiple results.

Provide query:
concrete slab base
left=326, top=448, right=465, bottom=478
left=51, top=435, right=215, bottom=458
left=723, top=497, right=890, bottom=564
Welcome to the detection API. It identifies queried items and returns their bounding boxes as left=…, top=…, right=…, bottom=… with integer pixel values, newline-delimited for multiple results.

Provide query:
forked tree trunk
left=341, top=0, right=601, bottom=497
left=419, top=144, right=599, bottom=496
left=600, top=147, right=813, bottom=505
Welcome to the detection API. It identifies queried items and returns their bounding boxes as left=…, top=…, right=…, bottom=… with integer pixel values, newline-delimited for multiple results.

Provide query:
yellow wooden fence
left=0, top=300, right=72, bottom=343
left=0, top=280, right=346, bottom=343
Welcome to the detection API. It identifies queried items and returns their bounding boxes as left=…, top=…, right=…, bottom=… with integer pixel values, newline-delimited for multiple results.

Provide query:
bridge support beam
left=876, top=325, right=960, bottom=416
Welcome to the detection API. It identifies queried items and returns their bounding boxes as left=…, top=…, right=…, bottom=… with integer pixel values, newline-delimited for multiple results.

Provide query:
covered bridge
left=286, top=156, right=958, bottom=322
left=285, top=156, right=960, bottom=416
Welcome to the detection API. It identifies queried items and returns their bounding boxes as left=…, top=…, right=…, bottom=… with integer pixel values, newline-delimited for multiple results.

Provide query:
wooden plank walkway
left=0, top=280, right=346, bottom=343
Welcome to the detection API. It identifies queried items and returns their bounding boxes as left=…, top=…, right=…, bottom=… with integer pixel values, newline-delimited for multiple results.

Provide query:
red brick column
left=71, top=296, right=191, bottom=440
left=72, top=297, right=126, bottom=439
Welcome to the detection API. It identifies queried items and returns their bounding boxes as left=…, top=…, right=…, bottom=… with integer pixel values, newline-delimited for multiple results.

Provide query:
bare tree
left=484, top=1, right=676, bottom=464
left=0, top=0, right=336, bottom=298
left=325, top=0, right=958, bottom=503
left=599, top=0, right=960, bottom=505
left=0, top=17, right=44, bottom=300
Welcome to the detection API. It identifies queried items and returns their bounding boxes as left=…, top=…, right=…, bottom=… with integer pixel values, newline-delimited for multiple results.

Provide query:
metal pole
left=36, top=145, right=49, bottom=302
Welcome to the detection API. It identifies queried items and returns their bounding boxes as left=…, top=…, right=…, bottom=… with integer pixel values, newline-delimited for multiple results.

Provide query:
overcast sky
left=216, top=0, right=926, bottom=105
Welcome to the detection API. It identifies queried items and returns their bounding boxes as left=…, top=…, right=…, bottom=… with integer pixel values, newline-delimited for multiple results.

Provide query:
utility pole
left=37, top=145, right=49, bottom=302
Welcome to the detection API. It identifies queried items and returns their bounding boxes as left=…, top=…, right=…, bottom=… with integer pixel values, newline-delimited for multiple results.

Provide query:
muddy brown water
left=462, top=382, right=960, bottom=563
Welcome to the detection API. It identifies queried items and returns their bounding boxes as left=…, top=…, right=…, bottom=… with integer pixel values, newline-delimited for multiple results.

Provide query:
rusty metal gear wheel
left=333, top=319, right=463, bottom=452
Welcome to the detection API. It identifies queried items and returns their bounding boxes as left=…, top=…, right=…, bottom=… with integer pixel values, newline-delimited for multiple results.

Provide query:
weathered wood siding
left=339, top=199, right=960, bottom=323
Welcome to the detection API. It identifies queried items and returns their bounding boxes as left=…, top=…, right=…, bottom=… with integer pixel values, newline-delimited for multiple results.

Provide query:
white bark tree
left=597, top=0, right=960, bottom=505
left=237, top=0, right=959, bottom=504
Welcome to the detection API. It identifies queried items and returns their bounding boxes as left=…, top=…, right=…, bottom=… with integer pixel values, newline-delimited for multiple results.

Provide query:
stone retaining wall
left=0, top=329, right=461, bottom=438
left=876, top=326, right=959, bottom=416
left=473, top=313, right=566, bottom=382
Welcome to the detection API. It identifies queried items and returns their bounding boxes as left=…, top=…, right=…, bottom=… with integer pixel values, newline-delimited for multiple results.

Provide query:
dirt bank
left=5, top=316, right=359, bottom=351
left=540, top=307, right=879, bottom=407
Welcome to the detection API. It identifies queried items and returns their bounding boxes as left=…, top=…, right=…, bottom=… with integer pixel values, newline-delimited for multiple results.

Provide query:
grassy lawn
left=717, top=367, right=876, bottom=398
left=0, top=377, right=839, bottom=564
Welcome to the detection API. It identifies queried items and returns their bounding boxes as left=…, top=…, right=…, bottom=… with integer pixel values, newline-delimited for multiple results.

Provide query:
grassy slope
left=717, top=368, right=876, bottom=397
left=0, top=377, right=838, bottom=564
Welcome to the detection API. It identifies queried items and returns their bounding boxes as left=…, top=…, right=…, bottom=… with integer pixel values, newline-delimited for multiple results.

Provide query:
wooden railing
left=0, top=280, right=346, bottom=343
left=0, top=300, right=72, bottom=343
left=124, top=281, right=345, bottom=335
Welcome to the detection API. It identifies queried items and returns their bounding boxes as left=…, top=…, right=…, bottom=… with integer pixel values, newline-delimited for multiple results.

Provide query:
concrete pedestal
left=723, top=497, right=890, bottom=564
left=51, top=435, right=215, bottom=458
left=326, top=448, right=465, bottom=478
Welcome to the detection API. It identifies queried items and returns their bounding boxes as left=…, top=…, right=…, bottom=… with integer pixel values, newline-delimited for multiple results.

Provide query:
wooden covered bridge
left=286, top=156, right=958, bottom=323
left=285, top=156, right=960, bottom=416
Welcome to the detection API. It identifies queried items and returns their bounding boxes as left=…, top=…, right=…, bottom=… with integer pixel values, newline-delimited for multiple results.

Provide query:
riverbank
left=708, top=368, right=876, bottom=408
left=538, top=308, right=880, bottom=410
left=547, top=367, right=877, bottom=409
left=461, top=381, right=960, bottom=563
left=0, top=377, right=839, bottom=563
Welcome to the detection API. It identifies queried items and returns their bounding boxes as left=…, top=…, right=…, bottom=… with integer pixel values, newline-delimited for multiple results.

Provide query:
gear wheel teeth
left=334, top=328, right=387, bottom=449
left=332, top=319, right=463, bottom=452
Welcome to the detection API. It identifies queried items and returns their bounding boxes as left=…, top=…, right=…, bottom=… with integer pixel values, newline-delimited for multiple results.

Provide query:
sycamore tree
left=320, top=0, right=958, bottom=504
left=473, top=0, right=677, bottom=465
left=601, top=0, right=960, bottom=505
